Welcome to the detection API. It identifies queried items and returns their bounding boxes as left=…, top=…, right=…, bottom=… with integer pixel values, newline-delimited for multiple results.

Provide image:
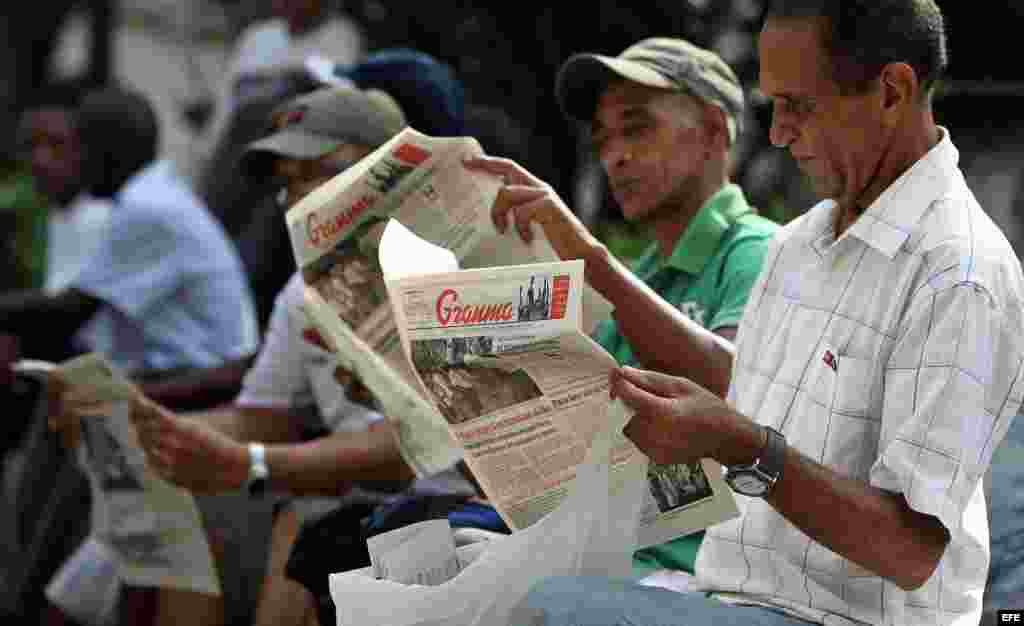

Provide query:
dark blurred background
left=1, top=1, right=1021, bottom=265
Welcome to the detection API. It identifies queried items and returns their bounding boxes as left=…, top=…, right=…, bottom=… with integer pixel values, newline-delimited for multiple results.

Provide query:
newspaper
left=381, top=234, right=739, bottom=546
left=285, top=127, right=612, bottom=477
left=13, top=354, right=221, bottom=596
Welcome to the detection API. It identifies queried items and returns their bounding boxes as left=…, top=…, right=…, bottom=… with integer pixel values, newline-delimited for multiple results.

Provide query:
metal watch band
left=246, top=443, right=269, bottom=497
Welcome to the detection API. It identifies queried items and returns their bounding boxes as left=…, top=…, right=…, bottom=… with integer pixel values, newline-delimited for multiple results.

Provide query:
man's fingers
left=611, top=373, right=668, bottom=415
left=492, top=185, right=547, bottom=234
left=616, top=366, right=695, bottom=399
left=463, top=156, right=540, bottom=188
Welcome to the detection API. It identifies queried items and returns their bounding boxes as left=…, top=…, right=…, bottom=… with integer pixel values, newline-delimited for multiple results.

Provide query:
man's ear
left=702, top=104, right=731, bottom=153
left=880, top=62, right=917, bottom=124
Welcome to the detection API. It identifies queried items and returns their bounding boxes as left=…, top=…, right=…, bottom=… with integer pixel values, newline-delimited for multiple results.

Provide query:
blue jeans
left=513, top=576, right=812, bottom=626
left=986, top=415, right=1024, bottom=611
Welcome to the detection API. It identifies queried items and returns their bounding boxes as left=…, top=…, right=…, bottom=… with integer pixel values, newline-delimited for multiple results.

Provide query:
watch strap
left=758, top=426, right=786, bottom=489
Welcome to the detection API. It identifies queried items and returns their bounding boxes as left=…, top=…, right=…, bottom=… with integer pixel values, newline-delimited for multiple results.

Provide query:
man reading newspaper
left=464, top=37, right=777, bottom=576
left=124, top=86, right=483, bottom=626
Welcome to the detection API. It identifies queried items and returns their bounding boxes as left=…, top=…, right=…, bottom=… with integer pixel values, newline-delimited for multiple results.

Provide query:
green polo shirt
left=592, top=183, right=778, bottom=575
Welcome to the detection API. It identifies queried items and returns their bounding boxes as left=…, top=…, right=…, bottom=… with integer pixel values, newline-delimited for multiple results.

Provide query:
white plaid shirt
left=694, top=129, right=1024, bottom=626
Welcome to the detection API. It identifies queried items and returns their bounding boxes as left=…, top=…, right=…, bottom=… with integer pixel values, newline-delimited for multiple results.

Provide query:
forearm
left=584, top=243, right=734, bottom=396
left=193, top=404, right=302, bottom=444
left=716, top=425, right=950, bottom=591
left=265, top=422, right=415, bottom=497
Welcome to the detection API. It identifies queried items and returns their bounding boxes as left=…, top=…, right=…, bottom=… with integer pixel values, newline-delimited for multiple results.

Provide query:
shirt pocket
left=832, top=352, right=878, bottom=419
left=827, top=351, right=882, bottom=481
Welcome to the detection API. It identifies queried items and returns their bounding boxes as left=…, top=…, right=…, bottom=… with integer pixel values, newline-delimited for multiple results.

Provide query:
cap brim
left=240, top=130, right=341, bottom=180
left=556, top=54, right=674, bottom=123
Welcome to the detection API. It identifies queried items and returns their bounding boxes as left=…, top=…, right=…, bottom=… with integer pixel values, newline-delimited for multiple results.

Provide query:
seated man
left=465, top=36, right=777, bottom=575
left=127, top=86, right=479, bottom=626
left=509, top=2, right=1023, bottom=625
left=2, top=86, right=258, bottom=626
left=0, top=85, right=258, bottom=375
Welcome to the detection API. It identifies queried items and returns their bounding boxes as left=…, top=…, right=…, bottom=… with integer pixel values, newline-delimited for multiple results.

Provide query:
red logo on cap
left=284, top=108, right=306, bottom=126
left=823, top=350, right=837, bottom=372
left=393, top=143, right=431, bottom=165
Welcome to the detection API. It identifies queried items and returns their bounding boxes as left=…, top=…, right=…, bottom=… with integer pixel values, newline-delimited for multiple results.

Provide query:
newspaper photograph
left=384, top=255, right=738, bottom=548
left=14, top=354, right=221, bottom=596
left=285, top=127, right=612, bottom=477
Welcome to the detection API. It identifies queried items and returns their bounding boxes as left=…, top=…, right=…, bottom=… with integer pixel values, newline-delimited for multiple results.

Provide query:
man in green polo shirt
left=465, top=37, right=777, bottom=575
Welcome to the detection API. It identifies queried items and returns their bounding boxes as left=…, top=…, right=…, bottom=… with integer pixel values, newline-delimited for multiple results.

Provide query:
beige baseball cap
left=555, top=37, right=744, bottom=142
left=242, top=86, right=406, bottom=179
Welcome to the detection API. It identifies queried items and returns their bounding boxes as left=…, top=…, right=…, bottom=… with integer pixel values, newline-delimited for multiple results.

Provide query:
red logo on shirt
left=303, top=327, right=330, bottom=351
left=823, top=350, right=837, bottom=372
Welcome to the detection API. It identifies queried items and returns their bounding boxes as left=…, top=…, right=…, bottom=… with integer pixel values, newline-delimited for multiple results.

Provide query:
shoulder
left=909, top=181, right=1024, bottom=312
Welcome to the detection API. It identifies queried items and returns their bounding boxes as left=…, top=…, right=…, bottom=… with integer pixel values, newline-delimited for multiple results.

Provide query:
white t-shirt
left=236, top=272, right=376, bottom=432
left=73, top=161, right=259, bottom=374
left=45, top=193, right=112, bottom=294
left=696, top=130, right=1024, bottom=626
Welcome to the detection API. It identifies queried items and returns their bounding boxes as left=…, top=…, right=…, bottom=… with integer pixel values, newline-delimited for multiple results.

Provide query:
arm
left=263, top=421, right=415, bottom=497
left=760, top=446, right=949, bottom=591
left=586, top=243, right=735, bottom=396
left=135, top=395, right=414, bottom=497
left=614, top=367, right=949, bottom=591
left=463, top=156, right=733, bottom=396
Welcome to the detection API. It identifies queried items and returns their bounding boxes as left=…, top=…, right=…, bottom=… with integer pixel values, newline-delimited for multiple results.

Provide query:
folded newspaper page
left=285, top=127, right=612, bottom=477
left=14, top=354, right=221, bottom=595
left=380, top=225, right=738, bottom=547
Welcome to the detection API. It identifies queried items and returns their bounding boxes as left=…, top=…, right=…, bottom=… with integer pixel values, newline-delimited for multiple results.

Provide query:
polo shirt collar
left=643, top=183, right=752, bottom=276
left=845, top=127, right=959, bottom=259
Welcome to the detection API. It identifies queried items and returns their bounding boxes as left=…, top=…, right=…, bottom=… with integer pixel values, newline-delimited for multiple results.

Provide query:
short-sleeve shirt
left=73, top=161, right=259, bottom=373
left=695, top=130, right=1024, bottom=626
left=236, top=272, right=382, bottom=433
left=591, top=183, right=777, bottom=574
left=594, top=183, right=777, bottom=363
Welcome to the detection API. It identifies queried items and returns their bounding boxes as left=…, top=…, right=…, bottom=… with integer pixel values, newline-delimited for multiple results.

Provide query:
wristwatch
left=724, top=426, right=786, bottom=497
left=245, top=442, right=269, bottom=497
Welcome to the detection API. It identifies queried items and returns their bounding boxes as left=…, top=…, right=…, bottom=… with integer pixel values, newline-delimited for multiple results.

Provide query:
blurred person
left=3, top=86, right=258, bottom=626
left=16, top=80, right=113, bottom=296
left=0, top=85, right=259, bottom=375
left=510, top=2, right=1024, bottom=625
left=197, top=47, right=465, bottom=329
left=122, top=86, right=477, bottom=626
left=194, top=0, right=365, bottom=183
left=465, top=37, right=777, bottom=576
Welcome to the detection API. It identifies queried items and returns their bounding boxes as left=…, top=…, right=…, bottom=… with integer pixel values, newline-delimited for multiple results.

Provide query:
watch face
left=729, top=471, right=769, bottom=497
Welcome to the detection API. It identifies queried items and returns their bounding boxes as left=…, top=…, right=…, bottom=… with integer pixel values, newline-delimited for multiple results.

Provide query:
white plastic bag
left=328, top=399, right=648, bottom=626
left=45, top=538, right=122, bottom=626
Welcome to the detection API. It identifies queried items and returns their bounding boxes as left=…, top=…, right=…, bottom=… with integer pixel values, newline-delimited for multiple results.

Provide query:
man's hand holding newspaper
left=13, top=354, right=221, bottom=598
left=462, top=156, right=599, bottom=262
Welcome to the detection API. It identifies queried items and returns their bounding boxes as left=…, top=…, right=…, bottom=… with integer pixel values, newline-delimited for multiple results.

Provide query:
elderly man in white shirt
left=510, top=2, right=1023, bottom=626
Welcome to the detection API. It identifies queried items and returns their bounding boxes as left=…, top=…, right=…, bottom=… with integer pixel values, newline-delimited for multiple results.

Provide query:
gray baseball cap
left=242, top=86, right=406, bottom=179
left=555, top=37, right=744, bottom=142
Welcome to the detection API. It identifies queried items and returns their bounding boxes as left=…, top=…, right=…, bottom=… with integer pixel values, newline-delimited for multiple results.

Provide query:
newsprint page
left=12, top=355, right=220, bottom=608
left=285, top=127, right=612, bottom=477
left=384, top=250, right=737, bottom=546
